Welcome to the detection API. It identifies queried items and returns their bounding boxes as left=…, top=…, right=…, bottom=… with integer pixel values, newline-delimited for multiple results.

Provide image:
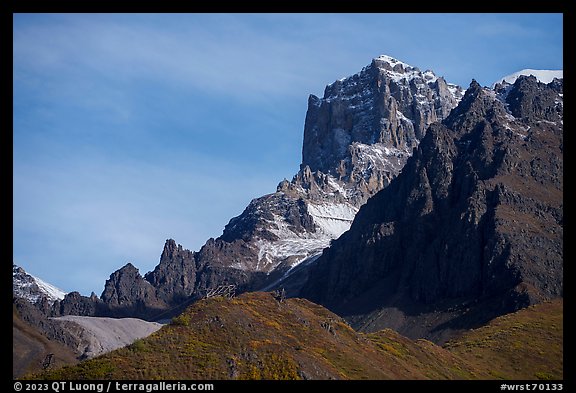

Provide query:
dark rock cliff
left=145, top=239, right=197, bottom=305
left=301, top=76, right=563, bottom=343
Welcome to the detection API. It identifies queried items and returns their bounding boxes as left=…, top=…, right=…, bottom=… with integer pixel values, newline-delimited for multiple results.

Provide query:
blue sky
left=13, top=13, right=563, bottom=296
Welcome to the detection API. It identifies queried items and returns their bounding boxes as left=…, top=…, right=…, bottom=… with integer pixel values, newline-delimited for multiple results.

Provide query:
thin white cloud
left=13, top=14, right=354, bottom=103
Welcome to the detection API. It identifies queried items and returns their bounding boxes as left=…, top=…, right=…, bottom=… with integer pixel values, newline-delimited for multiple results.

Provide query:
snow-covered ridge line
left=33, top=275, right=67, bottom=301
left=13, top=264, right=67, bottom=303
left=493, top=69, right=563, bottom=87
left=374, top=54, right=411, bottom=68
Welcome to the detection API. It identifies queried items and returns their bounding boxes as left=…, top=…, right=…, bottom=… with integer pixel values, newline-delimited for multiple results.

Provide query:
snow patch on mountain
left=327, top=176, right=349, bottom=197
left=352, top=142, right=412, bottom=177
left=255, top=237, right=329, bottom=271
left=307, top=202, right=358, bottom=238
left=493, top=69, right=563, bottom=87
left=251, top=201, right=357, bottom=272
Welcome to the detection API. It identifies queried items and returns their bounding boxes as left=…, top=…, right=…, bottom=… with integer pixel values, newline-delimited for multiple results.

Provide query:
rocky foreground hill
left=28, top=292, right=562, bottom=380
left=13, top=295, right=163, bottom=379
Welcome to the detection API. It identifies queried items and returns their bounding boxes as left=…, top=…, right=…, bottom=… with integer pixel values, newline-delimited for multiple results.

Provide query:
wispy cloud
left=14, top=14, right=356, bottom=103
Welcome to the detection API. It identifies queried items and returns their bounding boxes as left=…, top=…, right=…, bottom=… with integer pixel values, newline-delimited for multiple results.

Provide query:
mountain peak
left=100, top=262, right=167, bottom=318
left=161, top=238, right=181, bottom=258
left=375, top=54, right=404, bottom=62
left=468, top=79, right=482, bottom=90
left=372, top=54, right=413, bottom=70
left=120, top=262, right=138, bottom=272
left=306, top=55, right=463, bottom=182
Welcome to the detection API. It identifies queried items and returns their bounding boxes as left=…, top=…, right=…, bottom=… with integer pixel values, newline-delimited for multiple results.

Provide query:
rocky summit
left=301, top=75, right=563, bottom=343
left=301, top=54, right=463, bottom=205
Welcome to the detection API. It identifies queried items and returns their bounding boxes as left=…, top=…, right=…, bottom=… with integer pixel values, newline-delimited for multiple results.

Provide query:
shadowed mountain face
left=301, top=76, right=563, bottom=343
